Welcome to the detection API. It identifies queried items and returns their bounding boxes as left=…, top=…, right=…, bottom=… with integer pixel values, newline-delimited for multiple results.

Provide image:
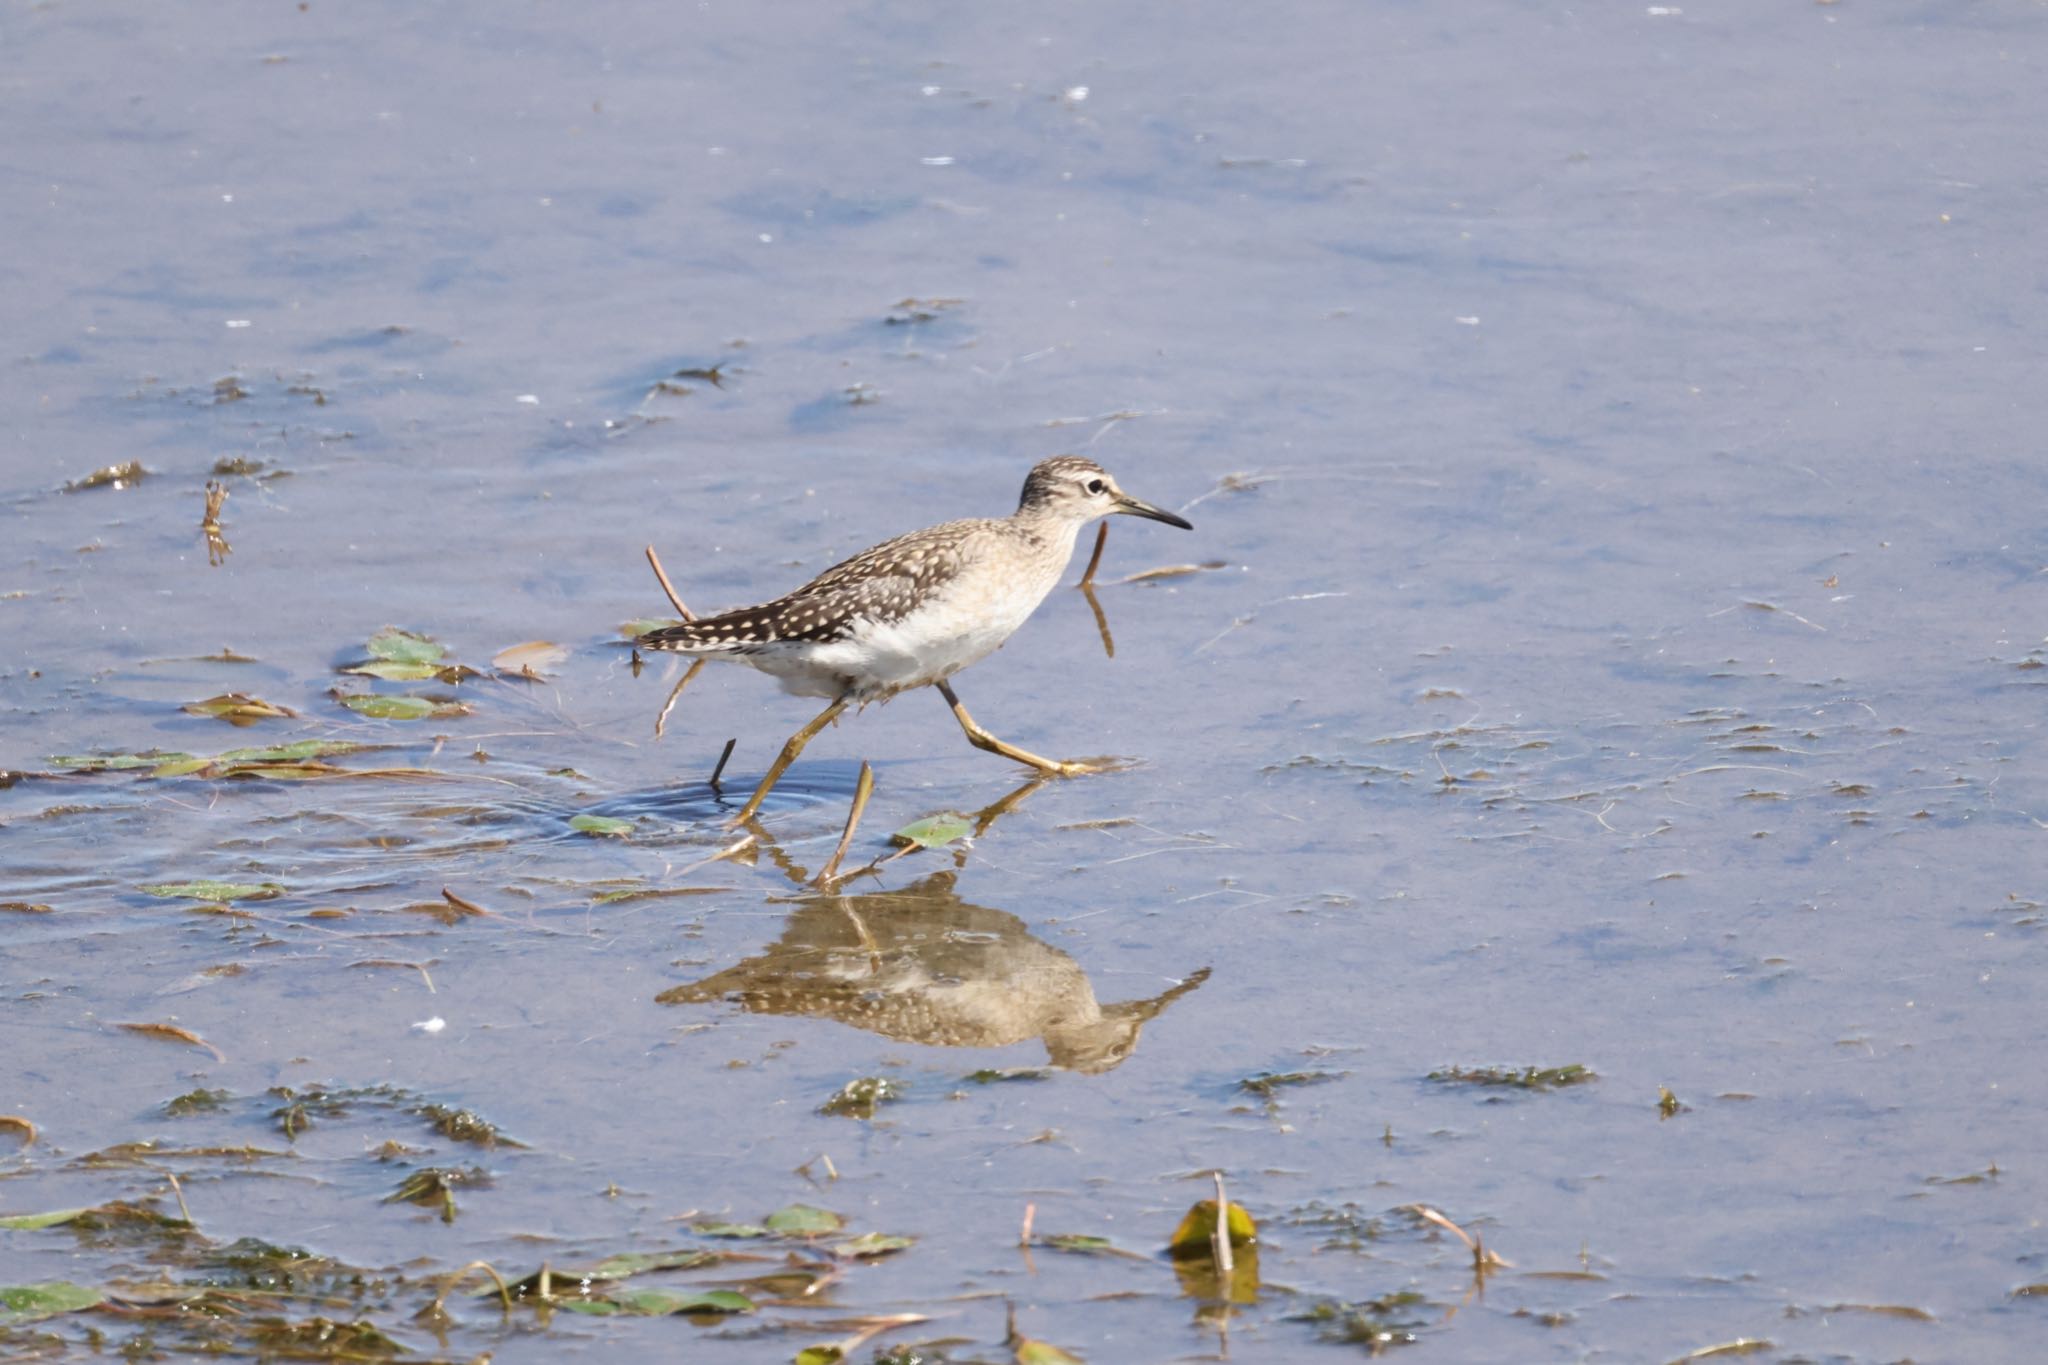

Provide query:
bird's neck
left=1009, top=505, right=1088, bottom=559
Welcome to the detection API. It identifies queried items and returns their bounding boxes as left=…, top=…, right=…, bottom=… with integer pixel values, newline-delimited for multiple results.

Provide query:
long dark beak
left=1113, top=492, right=1193, bottom=530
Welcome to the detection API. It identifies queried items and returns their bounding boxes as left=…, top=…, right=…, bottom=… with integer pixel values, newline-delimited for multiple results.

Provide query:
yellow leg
left=936, top=680, right=1096, bottom=777
left=732, top=698, right=848, bottom=824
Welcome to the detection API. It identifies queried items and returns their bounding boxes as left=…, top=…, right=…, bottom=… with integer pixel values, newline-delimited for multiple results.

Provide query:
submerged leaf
left=1666, top=1341, right=1773, bottom=1363
left=148, top=757, right=219, bottom=778
left=344, top=660, right=447, bottom=682
left=838, top=1232, right=915, bottom=1258
left=570, top=813, right=634, bottom=838
left=890, top=814, right=973, bottom=850
left=493, top=640, right=569, bottom=676
left=337, top=694, right=470, bottom=721
left=693, top=1221, right=771, bottom=1239
left=138, top=881, right=284, bottom=903
left=1427, top=1063, right=1594, bottom=1092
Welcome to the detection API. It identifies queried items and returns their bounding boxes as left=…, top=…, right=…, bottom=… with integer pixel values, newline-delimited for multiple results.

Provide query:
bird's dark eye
left=1084, top=478, right=1106, bottom=495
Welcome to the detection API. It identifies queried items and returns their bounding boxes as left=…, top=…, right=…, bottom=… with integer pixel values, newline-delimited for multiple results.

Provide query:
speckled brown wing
left=637, top=519, right=983, bottom=654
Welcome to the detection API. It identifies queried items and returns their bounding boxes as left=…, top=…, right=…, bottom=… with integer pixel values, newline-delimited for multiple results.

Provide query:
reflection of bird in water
left=657, top=871, right=1207, bottom=1074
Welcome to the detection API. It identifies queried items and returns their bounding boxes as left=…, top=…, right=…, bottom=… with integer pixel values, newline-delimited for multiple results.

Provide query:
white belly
left=747, top=543, right=1070, bottom=701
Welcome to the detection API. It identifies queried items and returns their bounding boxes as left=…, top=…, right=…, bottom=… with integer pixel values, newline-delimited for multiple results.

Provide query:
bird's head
left=1018, top=455, right=1193, bottom=530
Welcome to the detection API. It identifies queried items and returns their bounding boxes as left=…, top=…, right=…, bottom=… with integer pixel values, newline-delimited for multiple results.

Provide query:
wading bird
left=638, top=455, right=1192, bottom=820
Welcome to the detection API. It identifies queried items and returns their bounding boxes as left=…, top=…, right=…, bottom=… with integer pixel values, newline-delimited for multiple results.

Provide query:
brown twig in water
left=830, top=1314, right=931, bottom=1357
left=117, top=1021, right=226, bottom=1064
left=654, top=659, right=705, bottom=739
left=1079, top=582, right=1114, bottom=658
left=1408, top=1204, right=1511, bottom=1273
left=1019, top=1201, right=1037, bottom=1248
left=645, top=544, right=706, bottom=740
left=0, top=1115, right=36, bottom=1147
left=439, top=888, right=490, bottom=917
left=1211, top=1170, right=1234, bottom=1279
left=816, top=762, right=875, bottom=887
left=426, top=1260, right=513, bottom=1318
left=202, top=480, right=231, bottom=565
left=1078, top=522, right=1109, bottom=589
left=709, top=737, right=737, bottom=792
left=644, top=545, right=697, bottom=622
left=166, top=1170, right=194, bottom=1226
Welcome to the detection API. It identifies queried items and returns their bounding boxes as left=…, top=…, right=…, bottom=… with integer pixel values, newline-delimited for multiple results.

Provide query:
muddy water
left=6, top=2, right=2047, bottom=1361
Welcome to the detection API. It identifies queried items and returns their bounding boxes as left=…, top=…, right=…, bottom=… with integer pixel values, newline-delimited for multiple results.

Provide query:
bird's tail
left=637, top=606, right=778, bottom=655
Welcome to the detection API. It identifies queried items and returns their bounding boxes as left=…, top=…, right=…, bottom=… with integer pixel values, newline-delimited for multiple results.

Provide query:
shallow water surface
left=5, top=2, right=2048, bottom=1361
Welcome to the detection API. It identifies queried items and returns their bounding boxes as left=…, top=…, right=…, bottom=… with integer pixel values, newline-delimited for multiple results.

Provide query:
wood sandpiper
left=638, top=455, right=1192, bottom=821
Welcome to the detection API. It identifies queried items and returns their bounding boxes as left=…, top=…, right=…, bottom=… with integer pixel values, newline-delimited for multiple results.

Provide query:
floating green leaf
left=165, top=1088, right=231, bottom=1116
left=1427, top=1063, right=1594, bottom=1091
left=621, top=617, right=686, bottom=638
left=891, top=814, right=973, bottom=849
left=384, top=1166, right=485, bottom=1223
left=966, top=1067, right=1049, bottom=1084
left=584, top=1287, right=754, bottom=1316
left=583, top=1249, right=720, bottom=1281
left=138, top=881, right=285, bottom=903
left=182, top=693, right=297, bottom=725
left=0, top=1281, right=107, bottom=1324
left=667, top=1288, right=755, bottom=1315
left=1016, top=1339, right=1083, bottom=1365
left=570, top=813, right=634, bottom=838
left=838, top=1232, right=915, bottom=1258
left=819, top=1076, right=904, bottom=1119
left=48, top=751, right=192, bottom=772
left=796, top=1347, right=846, bottom=1365
left=1294, top=1293, right=1427, bottom=1348
left=414, top=1102, right=524, bottom=1149
left=693, top=1221, right=770, bottom=1239
left=225, top=740, right=373, bottom=763
left=1168, top=1198, right=1258, bottom=1259
left=65, top=461, right=147, bottom=491
left=148, top=756, right=218, bottom=778
left=764, top=1203, right=844, bottom=1238
left=337, top=694, right=470, bottom=721
left=366, top=627, right=446, bottom=665
left=1238, top=1069, right=1344, bottom=1098
left=343, top=660, right=446, bottom=681
left=0, top=1208, right=91, bottom=1231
